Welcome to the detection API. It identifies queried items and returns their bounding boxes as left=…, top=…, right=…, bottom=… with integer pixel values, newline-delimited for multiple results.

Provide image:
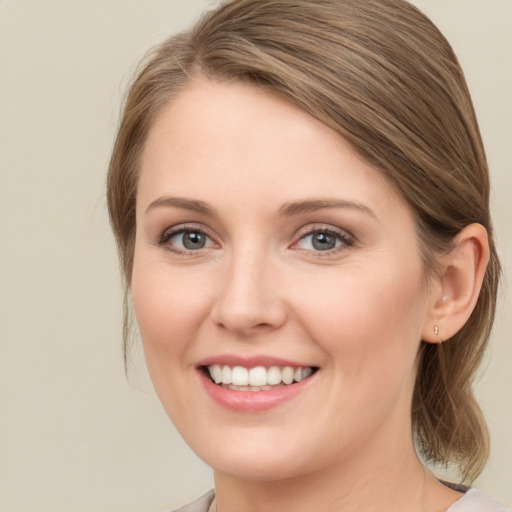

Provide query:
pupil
left=183, top=232, right=205, bottom=249
left=312, top=233, right=335, bottom=250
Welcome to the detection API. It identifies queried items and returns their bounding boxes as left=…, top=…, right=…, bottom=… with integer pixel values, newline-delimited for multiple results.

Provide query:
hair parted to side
left=107, top=0, right=500, bottom=483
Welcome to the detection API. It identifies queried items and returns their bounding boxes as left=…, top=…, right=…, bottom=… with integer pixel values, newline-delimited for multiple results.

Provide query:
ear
left=422, top=223, right=490, bottom=343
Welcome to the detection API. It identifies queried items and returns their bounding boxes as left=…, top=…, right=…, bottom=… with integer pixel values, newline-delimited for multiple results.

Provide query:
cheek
left=131, top=258, right=212, bottom=365
left=130, top=256, right=217, bottom=426
left=292, top=259, right=428, bottom=377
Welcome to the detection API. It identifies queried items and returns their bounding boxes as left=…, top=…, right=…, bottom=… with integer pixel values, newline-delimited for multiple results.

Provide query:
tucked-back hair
left=107, top=0, right=500, bottom=482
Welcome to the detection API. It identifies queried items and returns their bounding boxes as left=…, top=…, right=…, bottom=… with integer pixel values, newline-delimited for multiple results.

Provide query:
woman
left=107, top=0, right=508, bottom=510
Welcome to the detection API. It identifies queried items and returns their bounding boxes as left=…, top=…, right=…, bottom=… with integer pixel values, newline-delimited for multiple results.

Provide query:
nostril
left=254, top=322, right=272, bottom=329
left=212, top=316, right=281, bottom=338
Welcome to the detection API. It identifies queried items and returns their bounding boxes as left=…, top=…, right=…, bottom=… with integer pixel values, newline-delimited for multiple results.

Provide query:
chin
left=210, top=453, right=308, bottom=482
left=181, top=425, right=323, bottom=482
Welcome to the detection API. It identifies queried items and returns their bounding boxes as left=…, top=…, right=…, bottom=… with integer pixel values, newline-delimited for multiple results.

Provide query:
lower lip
left=199, top=370, right=316, bottom=413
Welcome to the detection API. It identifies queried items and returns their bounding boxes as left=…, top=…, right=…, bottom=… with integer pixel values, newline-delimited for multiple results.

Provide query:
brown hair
left=107, top=0, right=500, bottom=482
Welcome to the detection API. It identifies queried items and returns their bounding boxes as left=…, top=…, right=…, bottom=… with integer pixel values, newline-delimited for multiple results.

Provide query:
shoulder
left=446, top=488, right=511, bottom=512
left=171, top=490, right=215, bottom=512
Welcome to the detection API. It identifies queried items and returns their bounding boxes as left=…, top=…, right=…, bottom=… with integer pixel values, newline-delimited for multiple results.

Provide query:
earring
left=434, top=325, right=440, bottom=336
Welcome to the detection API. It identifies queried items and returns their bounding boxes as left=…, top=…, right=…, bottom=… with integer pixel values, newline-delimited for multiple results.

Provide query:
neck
left=212, top=433, right=461, bottom=512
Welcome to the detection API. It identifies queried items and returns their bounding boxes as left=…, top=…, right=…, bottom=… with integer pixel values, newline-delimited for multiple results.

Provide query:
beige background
left=0, top=1, right=510, bottom=511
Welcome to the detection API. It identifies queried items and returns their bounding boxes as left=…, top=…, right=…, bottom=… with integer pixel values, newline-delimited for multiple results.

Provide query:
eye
left=159, top=227, right=215, bottom=253
left=294, top=228, right=353, bottom=253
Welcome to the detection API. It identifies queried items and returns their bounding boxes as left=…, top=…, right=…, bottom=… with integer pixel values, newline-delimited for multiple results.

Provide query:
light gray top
left=447, top=489, right=511, bottom=512
left=172, top=490, right=214, bottom=512
left=172, top=488, right=511, bottom=512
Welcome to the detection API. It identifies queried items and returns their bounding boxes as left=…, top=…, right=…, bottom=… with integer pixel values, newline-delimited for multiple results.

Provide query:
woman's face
left=133, top=80, right=435, bottom=480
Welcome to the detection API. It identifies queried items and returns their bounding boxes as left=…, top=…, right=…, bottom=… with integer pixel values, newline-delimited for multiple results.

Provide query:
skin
left=131, top=79, right=482, bottom=511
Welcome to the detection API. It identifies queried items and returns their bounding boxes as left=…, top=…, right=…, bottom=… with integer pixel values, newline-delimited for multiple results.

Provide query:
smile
left=199, top=359, right=319, bottom=412
left=206, top=365, right=315, bottom=391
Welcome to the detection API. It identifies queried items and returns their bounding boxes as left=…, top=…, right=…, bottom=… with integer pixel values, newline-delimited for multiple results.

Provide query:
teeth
left=232, top=366, right=249, bottom=386
left=281, top=366, right=294, bottom=385
left=249, top=366, right=266, bottom=386
left=267, top=366, right=282, bottom=385
left=211, top=364, right=222, bottom=384
left=221, top=365, right=232, bottom=384
left=302, top=367, right=312, bottom=379
left=207, top=364, right=315, bottom=389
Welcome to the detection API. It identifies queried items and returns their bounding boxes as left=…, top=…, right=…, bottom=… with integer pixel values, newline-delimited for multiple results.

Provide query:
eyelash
left=291, top=226, right=355, bottom=256
left=157, top=224, right=355, bottom=256
left=157, top=224, right=216, bottom=255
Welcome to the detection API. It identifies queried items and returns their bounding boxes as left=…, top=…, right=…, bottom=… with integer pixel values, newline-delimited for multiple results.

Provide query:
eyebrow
left=278, top=199, right=377, bottom=219
left=145, top=196, right=218, bottom=216
left=145, top=196, right=377, bottom=220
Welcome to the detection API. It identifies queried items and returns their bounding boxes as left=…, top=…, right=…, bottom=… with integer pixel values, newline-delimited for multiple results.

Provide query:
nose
left=210, top=247, right=287, bottom=338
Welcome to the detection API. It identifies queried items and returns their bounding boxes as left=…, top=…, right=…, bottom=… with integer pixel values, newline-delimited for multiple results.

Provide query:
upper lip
left=196, top=354, right=316, bottom=369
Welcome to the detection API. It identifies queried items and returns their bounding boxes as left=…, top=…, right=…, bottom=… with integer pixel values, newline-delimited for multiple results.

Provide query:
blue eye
left=161, top=228, right=214, bottom=252
left=295, top=229, right=351, bottom=252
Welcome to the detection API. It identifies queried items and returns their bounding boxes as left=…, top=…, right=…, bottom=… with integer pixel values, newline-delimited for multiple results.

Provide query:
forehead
left=141, top=78, right=350, bottom=173
left=138, top=79, right=408, bottom=221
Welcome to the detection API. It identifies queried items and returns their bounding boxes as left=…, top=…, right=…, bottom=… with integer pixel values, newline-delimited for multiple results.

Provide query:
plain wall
left=0, top=1, right=510, bottom=510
